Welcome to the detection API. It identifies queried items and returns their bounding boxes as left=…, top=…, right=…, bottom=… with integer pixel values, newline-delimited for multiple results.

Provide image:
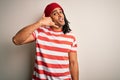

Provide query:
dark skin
left=13, top=8, right=79, bottom=80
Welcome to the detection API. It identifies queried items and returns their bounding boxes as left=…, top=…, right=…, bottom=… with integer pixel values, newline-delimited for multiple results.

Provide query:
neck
left=51, top=26, right=62, bottom=32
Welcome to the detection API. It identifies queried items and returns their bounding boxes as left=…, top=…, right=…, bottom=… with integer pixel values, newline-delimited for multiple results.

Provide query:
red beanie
left=44, top=3, right=63, bottom=17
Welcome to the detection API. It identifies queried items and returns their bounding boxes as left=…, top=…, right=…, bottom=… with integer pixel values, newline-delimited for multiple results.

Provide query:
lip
left=58, top=17, right=64, bottom=22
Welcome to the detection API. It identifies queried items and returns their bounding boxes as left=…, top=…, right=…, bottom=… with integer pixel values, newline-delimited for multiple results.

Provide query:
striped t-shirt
left=32, top=27, right=77, bottom=80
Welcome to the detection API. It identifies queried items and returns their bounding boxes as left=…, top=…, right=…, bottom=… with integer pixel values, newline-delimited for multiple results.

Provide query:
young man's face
left=50, top=8, right=65, bottom=27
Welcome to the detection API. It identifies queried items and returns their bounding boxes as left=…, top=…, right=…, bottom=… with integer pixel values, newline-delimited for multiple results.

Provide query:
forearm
left=13, top=22, right=41, bottom=45
left=13, top=14, right=57, bottom=45
left=70, top=62, right=79, bottom=80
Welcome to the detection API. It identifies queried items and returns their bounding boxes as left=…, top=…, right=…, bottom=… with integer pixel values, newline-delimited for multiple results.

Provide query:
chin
left=55, top=21, right=65, bottom=26
left=60, top=22, right=65, bottom=26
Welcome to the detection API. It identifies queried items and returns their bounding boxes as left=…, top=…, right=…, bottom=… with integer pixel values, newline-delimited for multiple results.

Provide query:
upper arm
left=68, top=52, right=78, bottom=64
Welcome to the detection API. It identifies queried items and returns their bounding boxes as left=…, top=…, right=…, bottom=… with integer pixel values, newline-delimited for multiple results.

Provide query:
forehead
left=52, top=7, right=62, bottom=13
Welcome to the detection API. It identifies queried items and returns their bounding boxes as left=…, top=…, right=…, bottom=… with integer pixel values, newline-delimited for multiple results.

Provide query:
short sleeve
left=69, top=36, right=77, bottom=53
left=32, top=29, right=39, bottom=40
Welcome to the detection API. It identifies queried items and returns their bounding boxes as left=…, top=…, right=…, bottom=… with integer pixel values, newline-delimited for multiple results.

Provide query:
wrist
left=34, top=21, right=42, bottom=28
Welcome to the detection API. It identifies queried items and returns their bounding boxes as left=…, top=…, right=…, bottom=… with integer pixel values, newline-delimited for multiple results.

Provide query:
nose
left=58, top=12, right=62, bottom=17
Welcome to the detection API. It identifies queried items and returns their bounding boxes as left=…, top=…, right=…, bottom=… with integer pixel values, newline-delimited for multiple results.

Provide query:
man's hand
left=37, top=14, right=59, bottom=28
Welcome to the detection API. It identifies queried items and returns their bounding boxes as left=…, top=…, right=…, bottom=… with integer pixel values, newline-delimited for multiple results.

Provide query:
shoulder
left=66, top=31, right=76, bottom=39
left=36, top=26, right=50, bottom=32
left=61, top=31, right=77, bottom=43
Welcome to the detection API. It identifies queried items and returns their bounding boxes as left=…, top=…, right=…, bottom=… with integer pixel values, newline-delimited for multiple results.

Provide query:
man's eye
left=60, top=11, right=62, bottom=13
left=53, top=13, right=57, bottom=15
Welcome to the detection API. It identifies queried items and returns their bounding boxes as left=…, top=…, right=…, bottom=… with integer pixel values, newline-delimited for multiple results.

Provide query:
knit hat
left=44, top=3, right=63, bottom=17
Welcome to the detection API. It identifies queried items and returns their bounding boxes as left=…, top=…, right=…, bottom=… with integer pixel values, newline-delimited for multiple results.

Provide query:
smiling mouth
left=59, top=17, right=64, bottom=22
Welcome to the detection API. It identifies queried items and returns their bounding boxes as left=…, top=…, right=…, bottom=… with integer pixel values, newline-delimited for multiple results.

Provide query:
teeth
left=59, top=18, right=63, bottom=21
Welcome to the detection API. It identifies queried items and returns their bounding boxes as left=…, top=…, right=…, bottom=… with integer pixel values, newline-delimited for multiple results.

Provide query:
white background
left=0, top=0, right=120, bottom=80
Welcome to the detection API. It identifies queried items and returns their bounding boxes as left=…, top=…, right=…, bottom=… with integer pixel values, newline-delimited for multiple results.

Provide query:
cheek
left=52, top=17, right=58, bottom=22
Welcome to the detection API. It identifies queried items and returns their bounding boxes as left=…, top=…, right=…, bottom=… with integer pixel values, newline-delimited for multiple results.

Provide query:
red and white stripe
left=32, top=27, right=77, bottom=80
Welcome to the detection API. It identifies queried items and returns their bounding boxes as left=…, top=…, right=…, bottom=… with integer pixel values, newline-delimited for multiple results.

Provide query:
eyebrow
left=52, top=9, right=62, bottom=13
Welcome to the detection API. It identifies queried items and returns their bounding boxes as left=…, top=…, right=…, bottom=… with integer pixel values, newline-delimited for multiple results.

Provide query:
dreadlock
left=62, top=12, right=71, bottom=34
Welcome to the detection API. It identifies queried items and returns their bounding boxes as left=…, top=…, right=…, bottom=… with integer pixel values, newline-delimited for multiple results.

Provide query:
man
left=12, top=2, right=79, bottom=80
